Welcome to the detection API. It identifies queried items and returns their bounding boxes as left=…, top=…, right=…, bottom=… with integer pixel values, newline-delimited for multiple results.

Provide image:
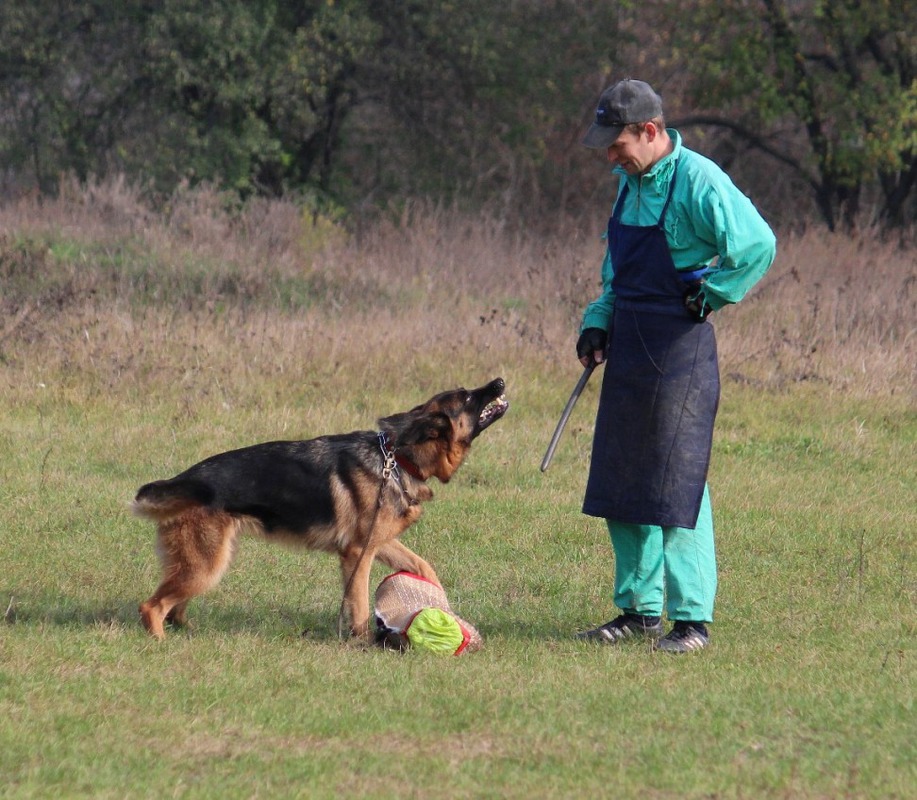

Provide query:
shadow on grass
left=475, top=617, right=587, bottom=642
left=1, top=591, right=348, bottom=641
left=3, top=591, right=589, bottom=646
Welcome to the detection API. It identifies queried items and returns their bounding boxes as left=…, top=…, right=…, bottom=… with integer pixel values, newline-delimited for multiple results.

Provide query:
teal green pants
left=607, top=484, right=717, bottom=623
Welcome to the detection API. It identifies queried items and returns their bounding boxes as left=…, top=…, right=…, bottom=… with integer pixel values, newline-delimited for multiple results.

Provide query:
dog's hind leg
left=139, top=510, right=239, bottom=640
left=377, top=539, right=441, bottom=587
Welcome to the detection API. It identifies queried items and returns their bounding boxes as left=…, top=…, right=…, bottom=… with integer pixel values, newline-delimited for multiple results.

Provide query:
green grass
left=2, top=372, right=914, bottom=799
left=1, top=192, right=914, bottom=797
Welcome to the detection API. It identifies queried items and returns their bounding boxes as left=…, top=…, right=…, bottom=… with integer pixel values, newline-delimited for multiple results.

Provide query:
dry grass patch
left=1, top=178, right=914, bottom=404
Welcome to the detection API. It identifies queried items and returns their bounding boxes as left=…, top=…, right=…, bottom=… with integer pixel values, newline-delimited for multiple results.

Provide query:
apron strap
left=611, top=183, right=629, bottom=222
left=610, top=158, right=680, bottom=228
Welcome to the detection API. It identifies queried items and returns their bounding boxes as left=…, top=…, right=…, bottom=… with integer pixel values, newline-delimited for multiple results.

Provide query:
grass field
left=1, top=183, right=915, bottom=798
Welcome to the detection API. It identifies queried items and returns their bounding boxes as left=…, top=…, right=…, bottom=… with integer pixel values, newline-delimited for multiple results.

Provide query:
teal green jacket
left=581, top=129, right=777, bottom=331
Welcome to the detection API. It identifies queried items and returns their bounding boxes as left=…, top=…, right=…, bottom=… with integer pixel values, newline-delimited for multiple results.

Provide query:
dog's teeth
left=479, top=395, right=508, bottom=423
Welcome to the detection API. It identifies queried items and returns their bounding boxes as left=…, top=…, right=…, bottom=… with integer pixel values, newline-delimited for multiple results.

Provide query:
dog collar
left=377, top=431, right=424, bottom=482
left=394, top=452, right=424, bottom=481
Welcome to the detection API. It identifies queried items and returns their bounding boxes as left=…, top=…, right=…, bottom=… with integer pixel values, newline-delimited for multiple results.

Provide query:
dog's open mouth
left=478, top=395, right=509, bottom=430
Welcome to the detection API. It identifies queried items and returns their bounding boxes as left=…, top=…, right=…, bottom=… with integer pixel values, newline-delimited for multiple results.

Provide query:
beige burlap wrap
left=374, top=571, right=483, bottom=655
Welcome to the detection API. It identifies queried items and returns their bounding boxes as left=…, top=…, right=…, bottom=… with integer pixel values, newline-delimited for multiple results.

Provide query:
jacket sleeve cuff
left=581, top=306, right=613, bottom=333
left=704, top=289, right=728, bottom=312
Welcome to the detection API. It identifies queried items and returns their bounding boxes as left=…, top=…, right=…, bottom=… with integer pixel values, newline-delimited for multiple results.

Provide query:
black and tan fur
left=132, top=378, right=508, bottom=640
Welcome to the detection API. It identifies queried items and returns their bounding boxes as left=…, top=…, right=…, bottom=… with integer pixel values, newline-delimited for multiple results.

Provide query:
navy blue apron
left=583, top=161, right=720, bottom=528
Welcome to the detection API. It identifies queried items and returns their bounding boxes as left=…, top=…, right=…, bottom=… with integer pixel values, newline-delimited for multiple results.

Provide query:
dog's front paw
left=349, top=616, right=373, bottom=640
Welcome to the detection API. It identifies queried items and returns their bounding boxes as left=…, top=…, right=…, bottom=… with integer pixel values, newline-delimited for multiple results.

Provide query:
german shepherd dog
left=133, top=378, right=507, bottom=640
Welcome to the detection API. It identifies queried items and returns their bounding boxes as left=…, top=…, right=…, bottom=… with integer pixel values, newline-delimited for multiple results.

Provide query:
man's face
left=606, top=126, right=655, bottom=175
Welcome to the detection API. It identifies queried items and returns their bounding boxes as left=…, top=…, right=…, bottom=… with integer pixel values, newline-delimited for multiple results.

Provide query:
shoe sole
left=655, top=636, right=709, bottom=653
left=576, top=626, right=663, bottom=644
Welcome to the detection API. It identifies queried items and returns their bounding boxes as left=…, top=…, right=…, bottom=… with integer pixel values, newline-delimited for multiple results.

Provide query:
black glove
left=576, top=327, right=607, bottom=366
left=684, top=282, right=713, bottom=323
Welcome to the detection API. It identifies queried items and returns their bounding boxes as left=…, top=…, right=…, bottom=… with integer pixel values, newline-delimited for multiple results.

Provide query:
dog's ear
left=380, top=411, right=452, bottom=447
left=413, top=413, right=452, bottom=443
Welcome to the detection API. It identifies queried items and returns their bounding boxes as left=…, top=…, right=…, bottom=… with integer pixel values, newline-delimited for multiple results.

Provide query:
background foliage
left=650, top=0, right=917, bottom=230
left=1, top=1, right=914, bottom=231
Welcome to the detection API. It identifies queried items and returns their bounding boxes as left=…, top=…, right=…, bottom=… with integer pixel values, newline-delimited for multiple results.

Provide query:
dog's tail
left=132, top=478, right=215, bottom=521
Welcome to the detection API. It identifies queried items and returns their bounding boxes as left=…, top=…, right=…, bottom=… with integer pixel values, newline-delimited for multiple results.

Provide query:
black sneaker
left=655, top=622, right=709, bottom=653
left=576, top=613, right=663, bottom=644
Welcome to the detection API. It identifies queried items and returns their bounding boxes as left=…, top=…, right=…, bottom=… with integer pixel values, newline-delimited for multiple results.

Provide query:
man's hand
left=576, top=327, right=607, bottom=368
left=684, top=282, right=713, bottom=323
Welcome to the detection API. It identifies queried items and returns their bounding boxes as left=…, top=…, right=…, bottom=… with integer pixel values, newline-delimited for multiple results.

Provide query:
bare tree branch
left=671, top=114, right=820, bottom=193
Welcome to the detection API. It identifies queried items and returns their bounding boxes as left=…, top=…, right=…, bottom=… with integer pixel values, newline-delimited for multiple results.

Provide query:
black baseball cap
left=582, top=79, right=664, bottom=149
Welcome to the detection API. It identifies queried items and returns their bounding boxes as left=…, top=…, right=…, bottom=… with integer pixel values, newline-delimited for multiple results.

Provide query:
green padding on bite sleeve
left=405, top=608, right=464, bottom=654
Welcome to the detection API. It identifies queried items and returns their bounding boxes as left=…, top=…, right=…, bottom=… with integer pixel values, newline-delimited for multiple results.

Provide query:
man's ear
left=643, top=120, right=659, bottom=142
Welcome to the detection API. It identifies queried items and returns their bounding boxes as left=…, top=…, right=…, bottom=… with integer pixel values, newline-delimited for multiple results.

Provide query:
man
left=575, top=79, right=776, bottom=652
